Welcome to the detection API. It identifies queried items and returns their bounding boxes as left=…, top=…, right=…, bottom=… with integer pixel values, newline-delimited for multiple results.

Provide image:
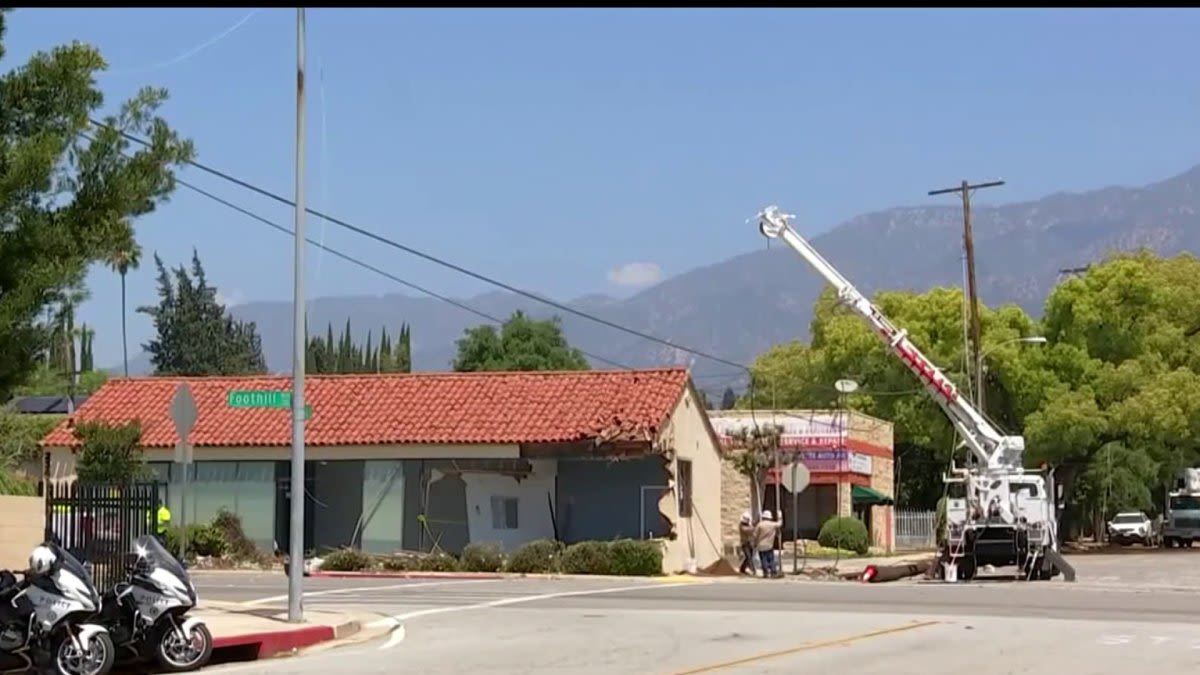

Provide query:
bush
left=817, top=516, right=870, bottom=555
left=609, top=539, right=662, bottom=576
left=211, top=508, right=265, bottom=563
left=381, top=555, right=417, bottom=572
left=560, top=541, right=614, bottom=575
left=320, top=548, right=373, bottom=572
left=162, top=523, right=226, bottom=560
left=416, top=552, right=461, bottom=572
left=460, top=543, right=504, bottom=573
left=504, top=539, right=561, bottom=574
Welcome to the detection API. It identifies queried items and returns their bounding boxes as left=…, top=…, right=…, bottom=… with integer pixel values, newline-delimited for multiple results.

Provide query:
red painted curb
left=213, top=625, right=336, bottom=659
left=309, top=570, right=506, bottom=580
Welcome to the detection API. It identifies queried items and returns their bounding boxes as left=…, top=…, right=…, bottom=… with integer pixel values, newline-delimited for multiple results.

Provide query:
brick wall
left=0, top=496, right=43, bottom=570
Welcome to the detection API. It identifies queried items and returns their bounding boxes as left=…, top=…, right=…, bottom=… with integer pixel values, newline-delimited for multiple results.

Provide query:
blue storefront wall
left=555, top=456, right=671, bottom=542
left=152, top=455, right=671, bottom=556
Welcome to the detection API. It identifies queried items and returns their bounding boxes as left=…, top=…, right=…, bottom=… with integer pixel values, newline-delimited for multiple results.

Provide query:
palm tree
left=107, top=245, right=142, bottom=377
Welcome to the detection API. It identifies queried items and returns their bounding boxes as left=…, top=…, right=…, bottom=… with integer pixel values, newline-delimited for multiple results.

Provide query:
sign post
left=783, top=461, right=811, bottom=575
left=169, top=383, right=197, bottom=561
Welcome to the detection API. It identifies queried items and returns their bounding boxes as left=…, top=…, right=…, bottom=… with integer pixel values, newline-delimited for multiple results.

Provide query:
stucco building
left=708, top=409, right=895, bottom=553
left=40, top=369, right=726, bottom=574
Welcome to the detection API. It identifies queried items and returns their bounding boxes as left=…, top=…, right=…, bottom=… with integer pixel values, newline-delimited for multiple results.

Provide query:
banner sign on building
left=708, top=412, right=848, bottom=450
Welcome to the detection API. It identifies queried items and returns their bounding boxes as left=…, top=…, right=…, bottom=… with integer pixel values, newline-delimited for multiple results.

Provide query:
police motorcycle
left=0, top=542, right=114, bottom=675
left=95, top=535, right=212, bottom=673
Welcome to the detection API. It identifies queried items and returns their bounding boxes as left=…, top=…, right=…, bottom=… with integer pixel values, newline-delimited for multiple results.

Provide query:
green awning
left=852, top=485, right=894, bottom=506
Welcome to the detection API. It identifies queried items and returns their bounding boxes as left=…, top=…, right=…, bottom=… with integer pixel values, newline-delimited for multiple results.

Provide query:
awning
left=852, top=485, right=894, bottom=506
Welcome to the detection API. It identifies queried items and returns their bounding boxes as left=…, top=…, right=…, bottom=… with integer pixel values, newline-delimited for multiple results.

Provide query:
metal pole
left=287, top=7, right=307, bottom=625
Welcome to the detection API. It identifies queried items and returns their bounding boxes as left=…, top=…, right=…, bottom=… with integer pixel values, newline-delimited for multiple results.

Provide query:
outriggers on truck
left=753, top=206, right=1075, bottom=583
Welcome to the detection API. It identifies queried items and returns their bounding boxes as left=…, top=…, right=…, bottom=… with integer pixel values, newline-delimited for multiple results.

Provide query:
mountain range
left=118, top=164, right=1200, bottom=395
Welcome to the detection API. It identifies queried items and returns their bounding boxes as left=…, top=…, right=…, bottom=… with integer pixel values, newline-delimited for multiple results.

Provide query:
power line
left=155, top=170, right=655, bottom=374
left=90, top=118, right=750, bottom=374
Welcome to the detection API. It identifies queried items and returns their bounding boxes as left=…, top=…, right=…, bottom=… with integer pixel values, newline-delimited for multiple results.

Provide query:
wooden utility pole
left=928, top=179, right=1005, bottom=411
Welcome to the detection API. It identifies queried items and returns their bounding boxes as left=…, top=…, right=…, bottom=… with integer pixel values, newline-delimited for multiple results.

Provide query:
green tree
left=453, top=311, right=588, bottom=372
left=743, top=285, right=1045, bottom=508
left=73, top=420, right=148, bottom=483
left=0, top=10, right=194, bottom=401
left=139, top=251, right=266, bottom=376
left=720, top=387, right=737, bottom=410
left=106, top=243, right=142, bottom=378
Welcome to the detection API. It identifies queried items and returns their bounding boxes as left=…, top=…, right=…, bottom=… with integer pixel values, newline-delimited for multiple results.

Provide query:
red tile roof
left=41, top=369, right=693, bottom=448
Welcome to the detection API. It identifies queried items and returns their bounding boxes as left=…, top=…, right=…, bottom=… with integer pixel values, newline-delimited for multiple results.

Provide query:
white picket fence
left=896, top=509, right=937, bottom=550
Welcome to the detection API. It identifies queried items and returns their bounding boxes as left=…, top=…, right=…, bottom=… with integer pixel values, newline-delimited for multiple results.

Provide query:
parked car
left=1107, top=511, right=1157, bottom=547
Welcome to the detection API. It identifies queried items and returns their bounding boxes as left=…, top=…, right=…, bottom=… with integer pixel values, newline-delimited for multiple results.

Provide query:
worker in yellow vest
left=153, top=503, right=171, bottom=545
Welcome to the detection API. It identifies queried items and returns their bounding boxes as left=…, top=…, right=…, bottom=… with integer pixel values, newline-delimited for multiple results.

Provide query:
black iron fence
left=41, top=481, right=166, bottom=592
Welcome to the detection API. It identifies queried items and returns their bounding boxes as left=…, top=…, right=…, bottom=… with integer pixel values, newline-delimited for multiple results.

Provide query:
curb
left=212, top=618, right=361, bottom=659
left=307, top=570, right=709, bottom=582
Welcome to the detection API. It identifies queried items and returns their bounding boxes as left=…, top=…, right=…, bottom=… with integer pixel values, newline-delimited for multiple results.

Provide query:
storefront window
left=360, top=460, right=404, bottom=553
left=147, top=460, right=276, bottom=551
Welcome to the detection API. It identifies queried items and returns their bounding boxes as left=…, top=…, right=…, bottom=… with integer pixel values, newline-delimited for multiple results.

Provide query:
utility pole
left=928, top=179, right=1005, bottom=411
left=288, top=7, right=307, bottom=625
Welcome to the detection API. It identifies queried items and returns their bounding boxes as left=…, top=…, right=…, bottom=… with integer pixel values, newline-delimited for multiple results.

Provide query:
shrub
left=320, top=548, right=373, bottom=571
left=817, top=516, right=870, bottom=555
left=460, top=543, right=504, bottom=573
left=211, top=508, right=265, bottom=563
left=609, top=539, right=662, bottom=576
left=560, top=541, right=614, bottom=575
left=416, top=552, right=461, bottom=572
left=163, top=523, right=226, bottom=560
left=504, top=539, right=560, bottom=574
left=381, top=555, right=418, bottom=572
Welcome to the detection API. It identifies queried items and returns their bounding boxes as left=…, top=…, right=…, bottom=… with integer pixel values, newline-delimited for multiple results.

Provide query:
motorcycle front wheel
left=155, top=622, right=213, bottom=673
left=53, top=630, right=115, bottom=675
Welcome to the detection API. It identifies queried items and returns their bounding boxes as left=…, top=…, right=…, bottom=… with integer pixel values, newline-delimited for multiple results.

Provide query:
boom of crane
left=754, top=207, right=1065, bottom=580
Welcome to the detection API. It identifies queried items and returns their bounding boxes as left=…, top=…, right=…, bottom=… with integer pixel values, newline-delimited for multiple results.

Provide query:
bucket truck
left=754, top=206, right=1075, bottom=583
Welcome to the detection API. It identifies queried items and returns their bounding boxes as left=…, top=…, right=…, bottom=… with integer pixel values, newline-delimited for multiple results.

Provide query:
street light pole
left=287, top=7, right=307, bottom=625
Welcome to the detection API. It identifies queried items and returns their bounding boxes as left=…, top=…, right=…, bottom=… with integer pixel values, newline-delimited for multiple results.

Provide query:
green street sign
left=228, top=391, right=313, bottom=420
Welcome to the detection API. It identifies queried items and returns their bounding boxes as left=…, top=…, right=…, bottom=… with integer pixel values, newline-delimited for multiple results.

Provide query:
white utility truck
left=1162, top=467, right=1200, bottom=548
left=754, top=206, right=1075, bottom=583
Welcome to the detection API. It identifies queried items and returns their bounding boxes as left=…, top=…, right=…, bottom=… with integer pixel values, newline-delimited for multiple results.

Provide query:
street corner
left=199, top=603, right=365, bottom=662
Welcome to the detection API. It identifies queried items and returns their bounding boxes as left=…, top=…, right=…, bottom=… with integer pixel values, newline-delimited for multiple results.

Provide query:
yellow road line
left=667, top=620, right=942, bottom=675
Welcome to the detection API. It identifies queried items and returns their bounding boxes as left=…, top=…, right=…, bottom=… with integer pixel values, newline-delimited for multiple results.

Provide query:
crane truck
left=754, top=206, right=1075, bottom=583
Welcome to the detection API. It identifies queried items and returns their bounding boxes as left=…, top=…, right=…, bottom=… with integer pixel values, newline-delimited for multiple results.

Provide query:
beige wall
left=847, top=410, right=894, bottom=451
left=658, top=387, right=724, bottom=574
left=0, top=496, right=44, bottom=570
left=719, top=460, right=752, bottom=556
left=869, top=456, right=896, bottom=551
left=43, top=443, right=520, bottom=483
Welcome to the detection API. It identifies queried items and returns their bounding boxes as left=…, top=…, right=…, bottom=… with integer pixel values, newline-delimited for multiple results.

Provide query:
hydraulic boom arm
left=755, top=206, right=1025, bottom=472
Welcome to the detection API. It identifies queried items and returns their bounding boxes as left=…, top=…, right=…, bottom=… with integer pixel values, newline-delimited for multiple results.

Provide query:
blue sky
left=4, top=8, right=1200, bottom=368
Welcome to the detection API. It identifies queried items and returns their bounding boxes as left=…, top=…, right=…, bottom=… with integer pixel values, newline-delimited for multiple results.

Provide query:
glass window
left=491, top=496, right=519, bottom=530
left=360, top=461, right=404, bottom=554
left=152, top=460, right=276, bottom=552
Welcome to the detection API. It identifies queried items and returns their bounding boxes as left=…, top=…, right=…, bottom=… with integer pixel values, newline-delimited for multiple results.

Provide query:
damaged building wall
left=555, top=455, right=669, bottom=542
left=658, top=385, right=725, bottom=574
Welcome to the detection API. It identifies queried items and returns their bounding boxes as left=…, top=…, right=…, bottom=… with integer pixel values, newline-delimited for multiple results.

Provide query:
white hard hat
left=29, top=546, right=55, bottom=575
left=740, top=511, right=752, bottom=522
left=762, top=510, right=773, bottom=520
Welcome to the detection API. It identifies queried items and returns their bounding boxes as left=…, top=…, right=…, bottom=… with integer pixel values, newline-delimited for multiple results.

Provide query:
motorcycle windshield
left=46, top=540, right=92, bottom=585
left=134, top=535, right=191, bottom=584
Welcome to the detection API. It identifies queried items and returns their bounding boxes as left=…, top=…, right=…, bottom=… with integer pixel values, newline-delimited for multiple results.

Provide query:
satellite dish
left=834, top=379, right=859, bottom=394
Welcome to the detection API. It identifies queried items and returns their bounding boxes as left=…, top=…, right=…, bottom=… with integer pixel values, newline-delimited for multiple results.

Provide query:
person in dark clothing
left=738, top=512, right=756, bottom=575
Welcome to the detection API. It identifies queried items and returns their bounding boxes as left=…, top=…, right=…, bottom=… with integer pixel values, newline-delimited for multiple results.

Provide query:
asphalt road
left=198, top=551, right=1200, bottom=674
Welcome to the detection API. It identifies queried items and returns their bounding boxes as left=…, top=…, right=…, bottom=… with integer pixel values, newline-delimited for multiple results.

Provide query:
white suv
left=1108, top=511, right=1156, bottom=547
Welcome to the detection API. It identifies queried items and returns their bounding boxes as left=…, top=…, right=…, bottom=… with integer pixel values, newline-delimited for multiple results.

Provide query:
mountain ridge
left=116, top=163, right=1200, bottom=393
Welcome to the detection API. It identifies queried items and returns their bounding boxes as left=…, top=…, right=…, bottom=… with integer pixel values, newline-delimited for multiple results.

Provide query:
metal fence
left=42, top=481, right=166, bottom=592
left=896, top=509, right=937, bottom=550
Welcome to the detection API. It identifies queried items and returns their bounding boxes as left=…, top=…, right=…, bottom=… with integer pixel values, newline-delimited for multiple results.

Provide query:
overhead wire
left=87, top=118, right=750, bottom=375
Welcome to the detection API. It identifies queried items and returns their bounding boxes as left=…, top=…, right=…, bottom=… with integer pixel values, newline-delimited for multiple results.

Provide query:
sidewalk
left=198, top=600, right=365, bottom=659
